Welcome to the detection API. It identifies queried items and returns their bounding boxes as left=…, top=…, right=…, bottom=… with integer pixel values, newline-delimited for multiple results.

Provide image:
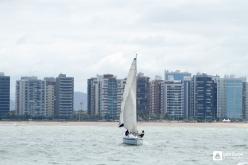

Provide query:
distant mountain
left=74, top=92, right=87, bottom=111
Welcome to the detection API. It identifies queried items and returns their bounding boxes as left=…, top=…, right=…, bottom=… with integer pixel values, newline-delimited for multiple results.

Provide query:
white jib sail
left=119, top=58, right=137, bottom=133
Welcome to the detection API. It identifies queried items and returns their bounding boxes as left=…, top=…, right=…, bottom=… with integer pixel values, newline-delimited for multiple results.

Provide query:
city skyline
left=86, top=72, right=248, bottom=121
left=2, top=70, right=248, bottom=100
left=1, top=0, right=248, bottom=97
left=1, top=71, right=248, bottom=120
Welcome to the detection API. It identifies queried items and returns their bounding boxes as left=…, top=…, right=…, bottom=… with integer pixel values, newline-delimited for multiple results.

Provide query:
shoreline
left=0, top=121, right=247, bottom=128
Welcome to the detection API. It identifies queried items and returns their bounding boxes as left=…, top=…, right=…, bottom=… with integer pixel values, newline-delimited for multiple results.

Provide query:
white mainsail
left=119, top=58, right=137, bottom=133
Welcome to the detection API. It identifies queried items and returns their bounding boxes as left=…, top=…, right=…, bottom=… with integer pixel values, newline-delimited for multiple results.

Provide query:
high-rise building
left=117, top=79, right=126, bottom=118
left=44, top=77, right=56, bottom=118
left=16, top=77, right=46, bottom=117
left=165, top=70, right=191, bottom=81
left=99, top=74, right=118, bottom=120
left=55, top=74, right=74, bottom=119
left=213, top=76, right=245, bottom=120
left=87, top=77, right=100, bottom=116
left=149, top=78, right=163, bottom=115
left=213, top=76, right=226, bottom=119
left=183, top=77, right=192, bottom=119
left=192, top=74, right=217, bottom=121
left=243, top=82, right=248, bottom=120
left=137, top=73, right=150, bottom=115
left=0, top=73, right=10, bottom=118
left=223, top=76, right=245, bottom=120
left=87, top=74, right=125, bottom=120
left=161, top=81, right=184, bottom=119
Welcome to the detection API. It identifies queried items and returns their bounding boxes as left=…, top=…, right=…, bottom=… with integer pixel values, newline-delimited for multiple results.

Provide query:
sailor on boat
left=125, top=129, right=129, bottom=136
left=138, top=130, right=144, bottom=138
left=124, top=128, right=144, bottom=138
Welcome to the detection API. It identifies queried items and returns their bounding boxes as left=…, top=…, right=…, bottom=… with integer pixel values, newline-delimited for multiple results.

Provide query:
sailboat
left=119, top=57, right=144, bottom=145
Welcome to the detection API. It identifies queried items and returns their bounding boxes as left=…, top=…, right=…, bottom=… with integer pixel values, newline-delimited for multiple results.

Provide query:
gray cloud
left=0, top=0, right=248, bottom=98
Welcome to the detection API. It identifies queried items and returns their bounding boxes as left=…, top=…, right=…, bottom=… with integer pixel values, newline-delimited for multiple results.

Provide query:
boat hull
left=123, top=136, right=143, bottom=145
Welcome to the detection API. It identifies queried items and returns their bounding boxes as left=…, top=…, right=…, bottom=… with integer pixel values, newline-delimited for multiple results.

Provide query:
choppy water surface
left=0, top=123, right=247, bottom=165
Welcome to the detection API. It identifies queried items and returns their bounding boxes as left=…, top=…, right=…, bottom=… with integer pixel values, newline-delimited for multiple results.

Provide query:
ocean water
left=0, top=123, right=247, bottom=165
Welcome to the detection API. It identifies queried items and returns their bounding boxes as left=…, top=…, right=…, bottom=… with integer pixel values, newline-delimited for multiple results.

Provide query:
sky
left=0, top=0, right=248, bottom=97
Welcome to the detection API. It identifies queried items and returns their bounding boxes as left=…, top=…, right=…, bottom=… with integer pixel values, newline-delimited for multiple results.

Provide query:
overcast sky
left=0, top=0, right=248, bottom=96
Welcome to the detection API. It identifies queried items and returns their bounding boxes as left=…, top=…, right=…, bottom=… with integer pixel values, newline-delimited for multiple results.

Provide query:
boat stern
left=123, top=136, right=143, bottom=145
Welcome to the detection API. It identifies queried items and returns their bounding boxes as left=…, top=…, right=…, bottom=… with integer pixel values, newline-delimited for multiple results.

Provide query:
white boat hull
left=123, top=136, right=143, bottom=145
